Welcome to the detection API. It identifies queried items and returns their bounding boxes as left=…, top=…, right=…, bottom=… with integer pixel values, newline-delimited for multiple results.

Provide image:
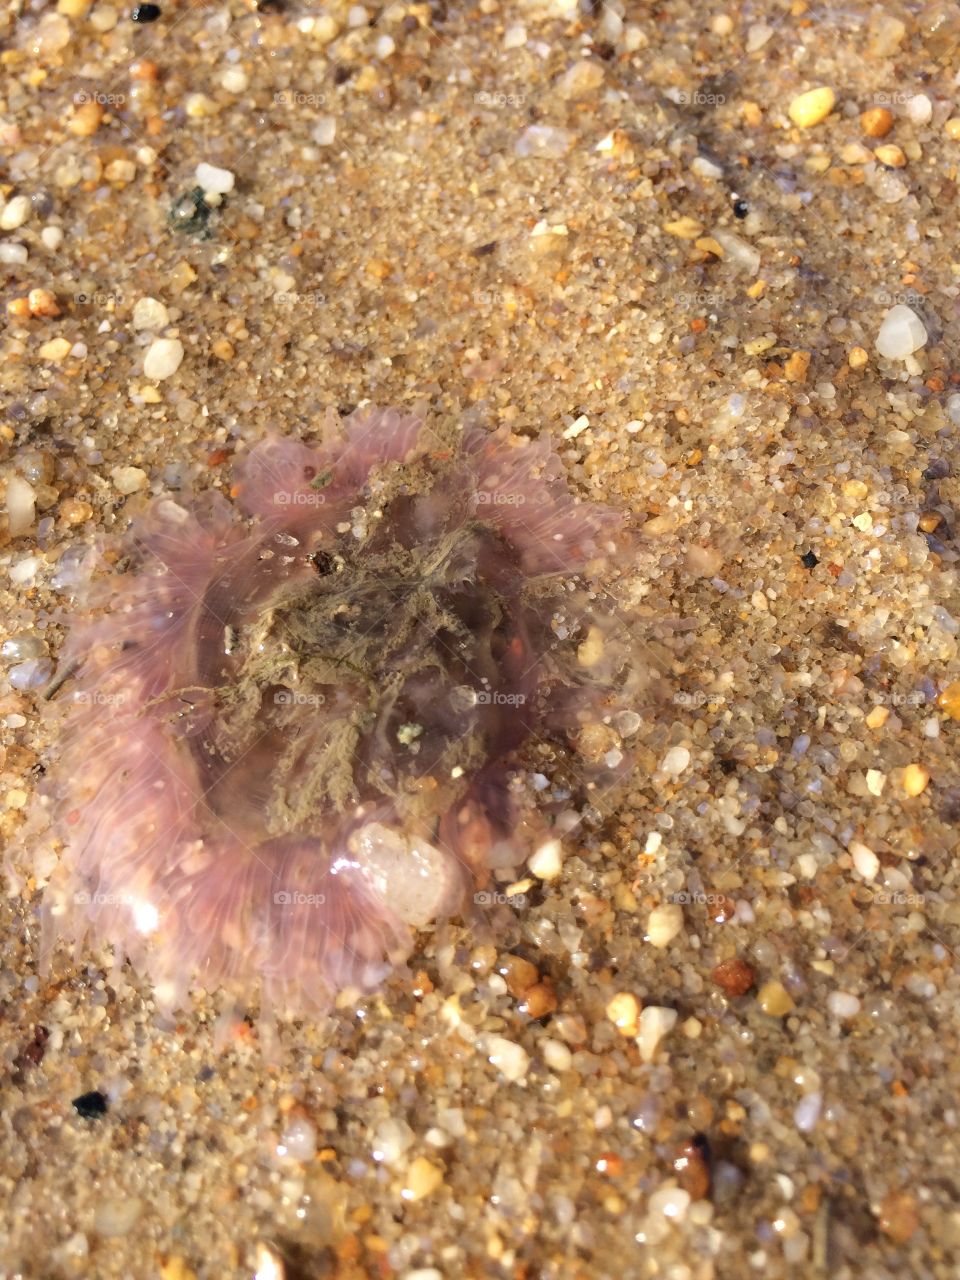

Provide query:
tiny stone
left=875, top=304, right=927, bottom=359
left=901, top=763, right=930, bottom=796
left=556, top=59, right=604, bottom=100
left=827, top=991, right=861, bottom=1019
left=849, top=840, right=879, bottom=880
left=312, top=117, right=337, bottom=146
left=794, top=1092, right=822, bottom=1133
left=648, top=1183, right=690, bottom=1220
left=0, top=243, right=28, bottom=264
left=504, top=23, right=526, bottom=48
left=606, top=991, right=640, bottom=1037
left=94, top=1196, right=143, bottom=1237
left=485, top=1034, right=529, bottom=1082
left=72, top=1090, right=108, bottom=1118
left=277, top=1113, right=317, bottom=1162
left=712, top=956, right=755, bottom=996
left=1, top=196, right=31, bottom=230
left=788, top=86, right=836, bottom=129
left=133, top=296, right=170, bottom=330
left=528, top=838, right=562, bottom=880
left=860, top=107, right=893, bottom=137
left=660, top=746, right=691, bottom=776
left=195, top=162, right=235, bottom=195
left=541, top=1039, right=572, bottom=1072
left=111, top=465, right=148, bottom=494
left=143, top=337, right=184, bottom=380
left=638, top=1005, right=678, bottom=1063
left=647, top=903, right=683, bottom=948
left=401, top=1157, right=443, bottom=1202
left=905, top=93, right=932, bottom=125
left=757, top=980, right=795, bottom=1017
left=220, top=66, right=249, bottom=93
left=39, top=337, right=72, bottom=362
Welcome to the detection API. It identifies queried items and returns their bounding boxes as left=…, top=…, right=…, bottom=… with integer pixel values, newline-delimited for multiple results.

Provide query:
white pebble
left=220, top=66, right=249, bottom=93
left=528, top=838, right=563, bottom=880
left=374, top=34, right=395, bottom=58
left=371, top=1117, right=414, bottom=1165
left=905, top=93, right=932, bottom=125
left=132, top=296, right=170, bottom=331
left=849, top=839, right=879, bottom=881
left=827, top=991, right=860, bottom=1019
left=876, top=304, right=927, bottom=359
left=0, top=243, right=28, bottom=264
left=111, top=466, right=148, bottom=495
left=402, top=1271, right=443, bottom=1280
left=504, top=23, right=526, bottom=48
left=485, top=1034, right=529, bottom=1082
left=195, top=162, right=235, bottom=195
left=647, top=1183, right=690, bottom=1221
left=646, top=903, right=683, bottom=948
left=0, top=195, right=31, bottom=230
left=5, top=476, right=36, bottom=535
left=637, top=1005, right=678, bottom=1062
left=277, top=1113, right=317, bottom=1162
left=691, top=156, right=724, bottom=179
left=660, top=745, right=691, bottom=776
left=143, top=337, right=184, bottom=380
left=541, top=1039, right=572, bottom=1072
left=793, top=1092, right=822, bottom=1133
left=312, top=116, right=337, bottom=146
left=41, top=225, right=63, bottom=250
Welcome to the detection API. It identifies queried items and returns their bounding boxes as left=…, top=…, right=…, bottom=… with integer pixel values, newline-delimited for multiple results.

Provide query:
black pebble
left=801, top=550, right=819, bottom=569
left=131, top=3, right=161, bottom=21
left=72, top=1090, right=109, bottom=1118
left=733, top=199, right=749, bottom=219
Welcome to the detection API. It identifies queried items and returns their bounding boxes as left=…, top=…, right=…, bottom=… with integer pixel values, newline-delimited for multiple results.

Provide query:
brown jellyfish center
left=209, top=501, right=553, bottom=839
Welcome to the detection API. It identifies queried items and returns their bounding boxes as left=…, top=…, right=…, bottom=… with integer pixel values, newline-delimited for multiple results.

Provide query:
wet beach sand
left=1, top=0, right=960, bottom=1276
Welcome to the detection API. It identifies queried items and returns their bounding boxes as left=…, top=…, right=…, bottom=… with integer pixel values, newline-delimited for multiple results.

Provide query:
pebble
left=72, top=1090, right=108, bottom=1118
left=111, top=465, right=148, bottom=494
left=660, top=746, right=690, bottom=776
left=906, top=93, right=932, bottom=126
left=712, top=956, right=755, bottom=996
left=38, top=337, right=71, bottom=361
left=312, top=117, right=337, bottom=146
left=528, top=838, right=562, bottom=880
left=9, top=658, right=54, bottom=690
left=647, top=1184, right=690, bottom=1221
left=485, top=1034, right=529, bottom=1082
left=849, top=840, right=879, bottom=880
left=220, top=66, right=248, bottom=93
left=901, top=763, right=929, bottom=796
left=276, top=1113, right=317, bottom=1162
left=541, top=1039, right=572, bottom=1072
left=861, top=106, right=893, bottom=138
left=195, top=162, right=235, bottom=195
left=132, top=296, right=170, bottom=330
left=0, top=243, right=28, bottom=264
left=5, top=475, right=36, bottom=535
left=504, top=23, right=526, bottom=48
left=606, top=992, right=640, bottom=1037
left=41, top=225, right=64, bottom=250
left=874, top=144, right=906, bottom=168
left=1, top=195, right=31, bottom=230
left=372, top=1117, right=415, bottom=1165
left=875, top=304, right=927, bottom=359
left=647, top=903, right=683, bottom=948
left=787, top=86, right=836, bottom=129
left=556, top=59, right=604, bottom=100
left=757, top=981, right=794, bottom=1017
left=143, top=337, right=184, bottom=380
left=827, top=992, right=860, bottom=1019
left=401, top=1157, right=444, bottom=1202
left=793, top=1092, right=822, bottom=1133
left=638, top=1005, right=678, bottom=1062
